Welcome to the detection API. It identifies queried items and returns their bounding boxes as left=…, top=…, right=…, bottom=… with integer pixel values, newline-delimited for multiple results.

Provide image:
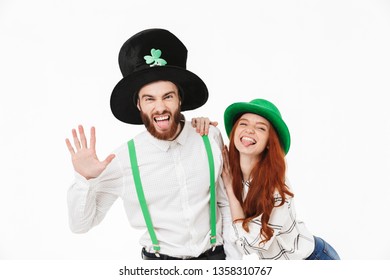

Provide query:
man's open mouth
left=154, top=115, right=170, bottom=129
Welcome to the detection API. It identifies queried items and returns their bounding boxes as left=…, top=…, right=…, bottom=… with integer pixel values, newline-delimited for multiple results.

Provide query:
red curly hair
left=228, top=119, right=294, bottom=244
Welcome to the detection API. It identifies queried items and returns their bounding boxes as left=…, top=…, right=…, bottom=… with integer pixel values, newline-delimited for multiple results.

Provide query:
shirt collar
left=175, top=120, right=189, bottom=146
left=145, top=120, right=189, bottom=152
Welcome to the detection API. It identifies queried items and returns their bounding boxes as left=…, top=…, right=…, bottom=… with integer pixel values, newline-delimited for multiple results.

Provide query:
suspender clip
left=153, top=244, right=161, bottom=257
left=210, top=236, right=217, bottom=251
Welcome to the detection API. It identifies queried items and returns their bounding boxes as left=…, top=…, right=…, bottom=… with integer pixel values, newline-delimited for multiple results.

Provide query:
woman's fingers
left=191, top=117, right=218, bottom=135
left=222, top=145, right=231, bottom=172
left=199, top=118, right=206, bottom=135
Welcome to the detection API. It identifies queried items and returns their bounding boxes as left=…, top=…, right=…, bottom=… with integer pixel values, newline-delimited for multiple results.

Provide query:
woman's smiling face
left=233, top=113, right=270, bottom=157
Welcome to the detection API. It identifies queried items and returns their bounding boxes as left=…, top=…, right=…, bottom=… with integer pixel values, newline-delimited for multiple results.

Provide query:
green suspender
left=201, top=135, right=217, bottom=246
left=127, top=139, right=160, bottom=253
left=127, top=135, right=217, bottom=254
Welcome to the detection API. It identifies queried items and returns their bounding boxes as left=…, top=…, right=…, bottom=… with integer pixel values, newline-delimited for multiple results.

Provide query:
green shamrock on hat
left=144, top=48, right=167, bottom=67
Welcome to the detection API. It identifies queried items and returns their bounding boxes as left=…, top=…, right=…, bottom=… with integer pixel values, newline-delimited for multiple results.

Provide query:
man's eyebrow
left=162, top=90, right=177, bottom=96
left=139, top=94, right=154, bottom=99
left=139, top=91, right=177, bottom=99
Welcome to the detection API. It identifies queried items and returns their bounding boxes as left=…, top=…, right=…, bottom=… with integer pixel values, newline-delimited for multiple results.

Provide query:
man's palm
left=65, top=125, right=115, bottom=180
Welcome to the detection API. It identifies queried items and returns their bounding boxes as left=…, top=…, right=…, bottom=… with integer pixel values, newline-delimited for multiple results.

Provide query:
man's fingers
left=65, top=138, right=75, bottom=155
left=72, top=128, right=81, bottom=151
left=78, top=125, right=88, bottom=149
left=90, top=126, right=96, bottom=151
left=69, top=125, right=95, bottom=153
left=103, top=154, right=116, bottom=165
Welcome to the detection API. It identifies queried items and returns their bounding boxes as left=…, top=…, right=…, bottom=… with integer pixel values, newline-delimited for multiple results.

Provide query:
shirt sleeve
left=67, top=155, right=124, bottom=233
left=217, top=176, right=244, bottom=259
left=232, top=194, right=291, bottom=254
left=211, top=127, right=243, bottom=260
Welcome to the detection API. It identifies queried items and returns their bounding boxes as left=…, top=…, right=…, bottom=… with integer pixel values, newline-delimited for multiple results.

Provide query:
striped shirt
left=231, top=182, right=315, bottom=260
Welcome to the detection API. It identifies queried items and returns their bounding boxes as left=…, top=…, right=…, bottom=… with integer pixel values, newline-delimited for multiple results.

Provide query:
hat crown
left=249, top=99, right=282, bottom=118
left=118, top=28, right=188, bottom=77
left=111, top=28, right=208, bottom=124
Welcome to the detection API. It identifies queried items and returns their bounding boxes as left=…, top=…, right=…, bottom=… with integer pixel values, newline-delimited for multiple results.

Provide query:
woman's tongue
left=241, top=137, right=255, bottom=147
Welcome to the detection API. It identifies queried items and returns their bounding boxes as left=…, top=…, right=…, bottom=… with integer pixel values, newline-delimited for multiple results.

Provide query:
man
left=65, top=28, right=241, bottom=260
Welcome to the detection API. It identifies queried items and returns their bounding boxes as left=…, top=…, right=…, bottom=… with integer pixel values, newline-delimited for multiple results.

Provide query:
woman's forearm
left=225, top=188, right=245, bottom=221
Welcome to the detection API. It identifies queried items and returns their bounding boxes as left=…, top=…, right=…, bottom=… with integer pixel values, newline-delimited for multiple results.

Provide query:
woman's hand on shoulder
left=191, top=117, right=218, bottom=136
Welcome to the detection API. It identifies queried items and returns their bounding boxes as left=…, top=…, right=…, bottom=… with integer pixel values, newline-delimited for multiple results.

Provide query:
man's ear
left=137, top=99, right=141, bottom=111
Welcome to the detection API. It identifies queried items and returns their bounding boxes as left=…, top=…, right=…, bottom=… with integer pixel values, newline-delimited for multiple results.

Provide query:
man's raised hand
left=65, top=125, right=115, bottom=180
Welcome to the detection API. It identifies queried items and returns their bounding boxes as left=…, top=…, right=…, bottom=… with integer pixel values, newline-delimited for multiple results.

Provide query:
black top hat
left=110, top=28, right=209, bottom=124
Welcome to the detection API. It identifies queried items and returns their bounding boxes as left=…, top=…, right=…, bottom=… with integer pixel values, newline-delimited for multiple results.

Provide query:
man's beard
left=140, top=109, right=183, bottom=140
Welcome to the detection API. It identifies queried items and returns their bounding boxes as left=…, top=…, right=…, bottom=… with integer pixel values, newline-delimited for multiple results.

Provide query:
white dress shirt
left=67, top=121, right=242, bottom=259
left=231, top=182, right=315, bottom=260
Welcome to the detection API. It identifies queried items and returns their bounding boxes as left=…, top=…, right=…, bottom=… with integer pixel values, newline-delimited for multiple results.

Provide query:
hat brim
left=224, top=102, right=291, bottom=154
left=110, top=66, right=208, bottom=124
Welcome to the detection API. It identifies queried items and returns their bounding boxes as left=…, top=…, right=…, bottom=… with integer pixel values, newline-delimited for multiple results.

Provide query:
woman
left=221, top=98, right=340, bottom=260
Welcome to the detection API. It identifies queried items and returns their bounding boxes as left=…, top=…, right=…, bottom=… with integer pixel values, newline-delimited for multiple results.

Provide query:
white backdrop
left=1, top=0, right=390, bottom=260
